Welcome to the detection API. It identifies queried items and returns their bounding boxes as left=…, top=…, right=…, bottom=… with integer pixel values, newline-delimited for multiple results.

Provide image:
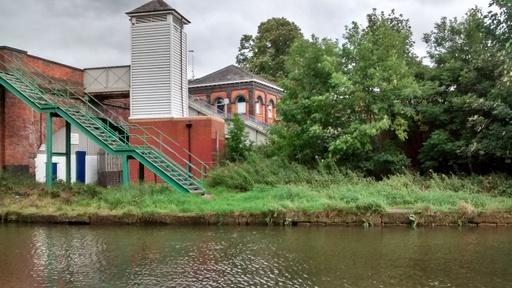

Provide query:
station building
left=0, top=0, right=281, bottom=190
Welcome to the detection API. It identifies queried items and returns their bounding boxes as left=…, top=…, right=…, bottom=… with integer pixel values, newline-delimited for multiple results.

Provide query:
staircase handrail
left=0, top=52, right=209, bottom=180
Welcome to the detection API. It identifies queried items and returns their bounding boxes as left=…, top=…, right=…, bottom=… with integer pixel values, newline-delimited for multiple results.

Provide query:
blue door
left=52, top=163, right=58, bottom=181
left=76, top=151, right=86, bottom=183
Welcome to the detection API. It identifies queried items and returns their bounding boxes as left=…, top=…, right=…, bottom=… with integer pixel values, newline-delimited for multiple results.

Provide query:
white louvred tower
left=127, top=0, right=190, bottom=119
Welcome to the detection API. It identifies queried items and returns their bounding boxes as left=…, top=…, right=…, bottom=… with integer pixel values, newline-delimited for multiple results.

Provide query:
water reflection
left=0, top=225, right=511, bottom=287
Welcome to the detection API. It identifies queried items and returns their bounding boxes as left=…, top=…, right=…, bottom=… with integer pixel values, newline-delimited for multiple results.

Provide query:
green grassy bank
left=1, top=158, right=512, bottom=218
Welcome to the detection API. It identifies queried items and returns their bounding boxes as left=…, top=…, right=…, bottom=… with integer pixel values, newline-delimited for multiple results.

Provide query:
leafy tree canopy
left=271, top=10, right=420, bottom=176
left=257, top=2, right=511, bottom=176
left=419, top=7, right=512, bottom=173
left=236, top=18, right=304, bottom=82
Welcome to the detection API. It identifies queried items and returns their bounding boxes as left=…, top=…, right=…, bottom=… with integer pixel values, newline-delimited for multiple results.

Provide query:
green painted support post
left=45, top=113, right=53, bottom=189
left=65, top=121, right=71, bottom=185
left=122, top=154, right=130, bottom=187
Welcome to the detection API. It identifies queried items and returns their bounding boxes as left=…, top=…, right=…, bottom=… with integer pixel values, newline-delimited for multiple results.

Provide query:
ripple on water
left=0, top=225, right=511, bottom=288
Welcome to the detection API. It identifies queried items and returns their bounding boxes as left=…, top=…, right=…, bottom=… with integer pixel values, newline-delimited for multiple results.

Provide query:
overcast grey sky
left=0, top=0, right=488, bottom=78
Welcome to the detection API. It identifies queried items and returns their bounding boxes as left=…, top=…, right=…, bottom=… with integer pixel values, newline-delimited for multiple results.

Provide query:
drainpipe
left=186, top=123, right=193, bottom=174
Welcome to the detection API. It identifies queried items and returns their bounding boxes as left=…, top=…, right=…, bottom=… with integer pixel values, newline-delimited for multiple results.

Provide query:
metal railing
left=189, top=97, right=270, bottom=130
left=0, top=51, right=209, bottom=186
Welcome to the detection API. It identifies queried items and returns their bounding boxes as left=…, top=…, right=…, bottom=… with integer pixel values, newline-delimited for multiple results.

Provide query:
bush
left=206, top=154, right=358, bottom=191
left=226, top=114, right=252, bottom=162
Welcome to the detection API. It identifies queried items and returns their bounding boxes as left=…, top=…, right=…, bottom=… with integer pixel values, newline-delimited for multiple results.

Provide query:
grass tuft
left=0, top=159, right=511, bottom=216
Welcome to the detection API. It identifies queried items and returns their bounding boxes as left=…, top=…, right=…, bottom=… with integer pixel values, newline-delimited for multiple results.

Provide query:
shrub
left=207, top=154, right=357, bottom=191
left=225, top=114, right=252, bottom=162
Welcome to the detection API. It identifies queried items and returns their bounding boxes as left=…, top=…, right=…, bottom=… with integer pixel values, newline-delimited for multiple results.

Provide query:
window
left=215, top=98, right=225, bottom=113
left=255, top=97, right=263, bottom=114
left=268, top=100, right=275, bottom=118
left=237, top=96, right=246, bottom=114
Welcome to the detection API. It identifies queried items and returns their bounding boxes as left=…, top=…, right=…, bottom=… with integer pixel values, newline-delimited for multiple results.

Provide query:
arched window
left=236, top=96, right=246, bottom=114
left=255, top=97, right=263, bottom=114
left=268, top=100, right=275, bottom=118
left=215, top=98, right=225, bottom=113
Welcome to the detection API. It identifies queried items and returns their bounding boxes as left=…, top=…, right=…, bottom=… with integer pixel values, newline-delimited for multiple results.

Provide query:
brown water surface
left=0, top=224, right=510, bottom=287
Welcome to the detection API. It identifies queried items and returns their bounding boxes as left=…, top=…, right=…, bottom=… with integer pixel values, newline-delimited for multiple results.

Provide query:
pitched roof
left=127, top=0, right=173, bottom=15
left=189, top=65, right=282, bottom=91
left=126, top=0, right=191, bottom=23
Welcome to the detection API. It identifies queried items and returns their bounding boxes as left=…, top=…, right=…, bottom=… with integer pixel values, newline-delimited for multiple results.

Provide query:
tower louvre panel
left=129, top=10, right=188, bottom=119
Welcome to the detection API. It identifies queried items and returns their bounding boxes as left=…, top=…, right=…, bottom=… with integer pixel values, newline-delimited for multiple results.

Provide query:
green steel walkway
left=0, top=56, right=207, bottom=194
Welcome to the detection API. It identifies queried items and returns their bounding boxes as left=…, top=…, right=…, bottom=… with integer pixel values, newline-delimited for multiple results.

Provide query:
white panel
left=131, top=21, right=172, bottom=118
left=171, top=23, right=183, bottom=117
left=182, top=30, right=189, bottom=116
left=130, top=14, right=189, bottom=119
left=84, top=66, right=130, bottom=93
left=34, top=154, right=98, bottom=184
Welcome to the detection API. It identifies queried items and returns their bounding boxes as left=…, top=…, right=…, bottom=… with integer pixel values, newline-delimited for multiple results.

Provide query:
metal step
left=0, top=71, right=206, bottom=194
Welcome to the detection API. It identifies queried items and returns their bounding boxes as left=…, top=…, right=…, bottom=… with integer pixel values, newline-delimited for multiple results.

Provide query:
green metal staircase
left=0, top=55, right=207, bottom=194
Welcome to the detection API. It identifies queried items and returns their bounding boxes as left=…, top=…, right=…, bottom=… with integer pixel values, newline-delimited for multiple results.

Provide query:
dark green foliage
left=419, top=7, right=512, bottom=173
left=0, top=171, right=41, bottom=196
left=207, top=153, right=358, bottom=191
left=266, top=3, right=511, bottom=176
left=236, top=18, right=304, bottom=82
left=225, top=114, right=252, bottom=162
left=268, top=37, right=345, bottom=166
left=270, top=10, right=418, bottom=177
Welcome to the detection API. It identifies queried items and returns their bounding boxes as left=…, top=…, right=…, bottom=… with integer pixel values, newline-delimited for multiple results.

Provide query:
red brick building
left=189, top=65, right=282, bottom=124
left=0, top=0, right=280, bottom=189
left=0, top=46, right=83, bottom=174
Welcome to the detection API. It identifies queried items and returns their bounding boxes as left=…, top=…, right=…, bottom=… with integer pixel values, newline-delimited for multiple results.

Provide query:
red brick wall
left=0, top=92, right=68, bottom=173
left=254, top=90, right=266, bottom=122
left=210, top=91, right=228, bottom=104
left=0, top=47, right=83, bottom=173
left=129, top=116, right=225, bottom=184
left=102, top=97, right=130, bottom=122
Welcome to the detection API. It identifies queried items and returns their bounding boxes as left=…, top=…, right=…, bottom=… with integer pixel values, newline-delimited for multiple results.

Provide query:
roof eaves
left=189, top=79, right=283, bottom=92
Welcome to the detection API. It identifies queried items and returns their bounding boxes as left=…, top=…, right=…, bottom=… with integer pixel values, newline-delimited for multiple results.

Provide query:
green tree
left=236, top=18, right=304, bottom=82
left=419, top=7, right=512, bottom=173
left=271, top=10, right=420, bottom=176
left=226, top=114, right=251, bottom=162
left=331, top=10, right=420, bottom=175
left=269, top=36, right=347, bottom=165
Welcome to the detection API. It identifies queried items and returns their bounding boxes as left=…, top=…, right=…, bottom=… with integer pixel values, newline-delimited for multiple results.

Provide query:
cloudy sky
left=0, top=0, right=489, bottom=78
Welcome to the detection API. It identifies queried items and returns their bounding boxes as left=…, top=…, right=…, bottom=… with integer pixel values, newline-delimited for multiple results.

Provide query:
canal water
left=0, top=225, right=511, bottom=288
